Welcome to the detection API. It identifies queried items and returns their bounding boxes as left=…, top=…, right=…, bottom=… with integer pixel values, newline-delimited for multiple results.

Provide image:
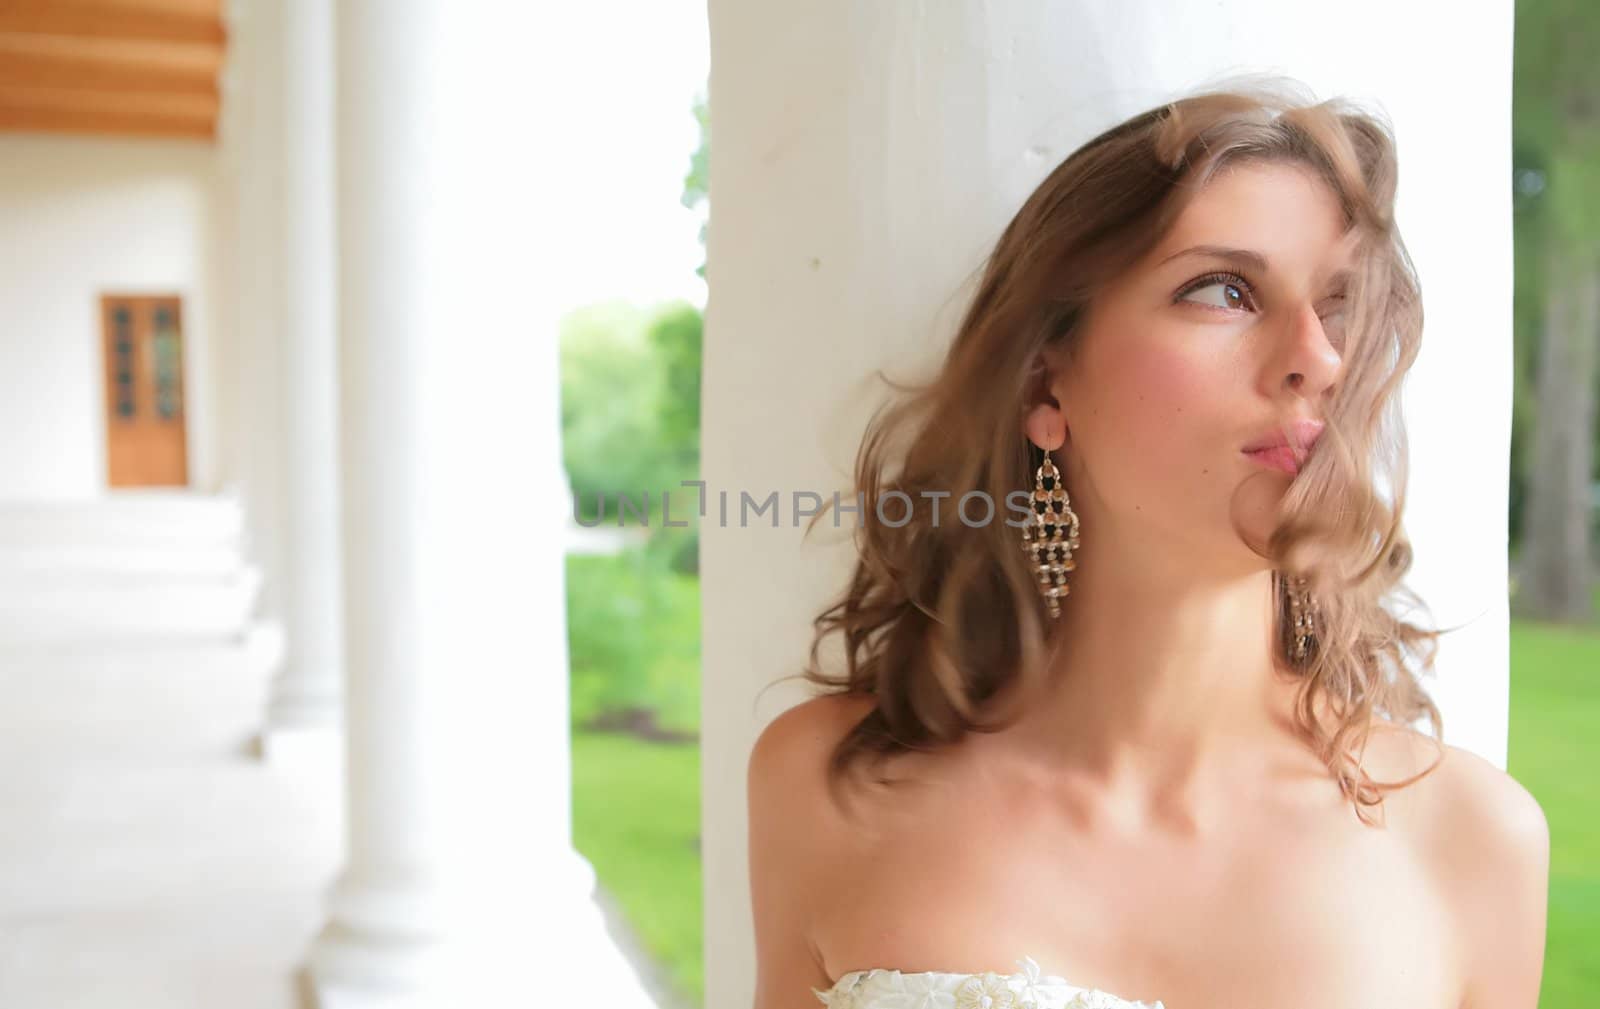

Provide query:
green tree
left=643, top=87, right=709, bottom=574
left=1512, top=0, right=1600, bottom=623
left=561, top=301, right=676, bottom=521
left=683, top=90, right=709, bottom=279
left=650, top=302, right=703, bottom=469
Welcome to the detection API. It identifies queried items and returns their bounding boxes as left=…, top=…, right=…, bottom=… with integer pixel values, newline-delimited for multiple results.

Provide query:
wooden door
left=101, top=294, right=189, bottom=487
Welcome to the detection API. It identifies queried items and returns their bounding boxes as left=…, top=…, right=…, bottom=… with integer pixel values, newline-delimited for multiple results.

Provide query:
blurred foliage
left=683, top=90, right=709, bottom=279
left=1513, top=0, right=1600, bottom=246
left=560, top=299, right=702, bottom=548
left=562, top=301, right=678, bottom=519
left=1510, top=0, right=1600, bottom=548
left=652, top=302, right=704, bottom=468
left=559, top=302, right=702, bottom=715
left=566, top=548, right=701, bottom=734
left=559, top=82, right=707, bottom=576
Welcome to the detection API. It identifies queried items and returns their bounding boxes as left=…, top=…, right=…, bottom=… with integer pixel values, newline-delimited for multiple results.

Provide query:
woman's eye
left=1319, top=299, right=1348, bottom=347
left=1180, top=280, right=1251, bottom=310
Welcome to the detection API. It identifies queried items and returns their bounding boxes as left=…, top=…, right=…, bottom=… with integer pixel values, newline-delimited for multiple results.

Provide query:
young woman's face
left=1038, top=159, right=1356, bottom=576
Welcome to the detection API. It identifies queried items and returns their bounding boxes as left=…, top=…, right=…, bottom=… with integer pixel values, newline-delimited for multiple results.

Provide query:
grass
left=571, top=729, right=704, bottom=1007
left=1507, top=615, right=1600, bottom=1008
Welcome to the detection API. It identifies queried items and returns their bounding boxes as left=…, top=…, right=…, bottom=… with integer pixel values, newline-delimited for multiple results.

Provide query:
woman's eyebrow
left=1161, top=244, right=1354, bottom=292
left=1157, top=244, right=1270, bottom=272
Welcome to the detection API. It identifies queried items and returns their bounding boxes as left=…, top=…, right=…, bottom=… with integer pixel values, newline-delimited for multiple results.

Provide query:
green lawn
left=571, top=613, right=1598, bottom=1009
left=572, top=730, right=704, bottom=1007
left=1508, top=617, right=1600, bottom=1008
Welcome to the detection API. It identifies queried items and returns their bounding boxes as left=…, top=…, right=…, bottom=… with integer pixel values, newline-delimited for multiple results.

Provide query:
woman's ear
left=1023, top=402, right=1065, bottom=452
left=1021, top=350, right=1068, bottom=451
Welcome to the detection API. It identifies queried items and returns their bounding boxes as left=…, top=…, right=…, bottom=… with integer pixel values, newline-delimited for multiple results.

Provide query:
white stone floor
left=0, top=491, right=665, bottom=1009
left=0, top=637, right=344, bottom=1009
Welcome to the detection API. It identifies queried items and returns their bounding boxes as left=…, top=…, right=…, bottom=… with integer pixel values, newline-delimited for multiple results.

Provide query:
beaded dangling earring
left=1286, top=574, right=1320, bottom=661
left=1022, top=442, right=1080, bottom=619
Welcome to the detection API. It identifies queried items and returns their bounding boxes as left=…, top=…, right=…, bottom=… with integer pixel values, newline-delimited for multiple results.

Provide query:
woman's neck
left=991, top=562, right=1314, bottom=833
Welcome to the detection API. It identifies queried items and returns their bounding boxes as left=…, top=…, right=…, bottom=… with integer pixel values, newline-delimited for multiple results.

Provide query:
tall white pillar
left=306, top=2, right=655, bottom=1005
left=702, top=3, right=1514, bottom=1008
left=261, top=0, right=343, bottom=742
left=230, top=0, right=287, bottom=640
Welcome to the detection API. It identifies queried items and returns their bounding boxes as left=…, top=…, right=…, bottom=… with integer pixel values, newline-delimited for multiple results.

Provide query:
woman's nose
left=1277, top=302, right=1342, bottom=399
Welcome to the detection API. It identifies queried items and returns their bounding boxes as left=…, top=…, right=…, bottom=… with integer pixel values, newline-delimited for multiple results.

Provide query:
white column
left=702, top=3, right=1514, bottom=1008
left=307, top=2, right=654, bottom=1005
left=261, top=0, right=343, bottom=743
left=228, top=0, right=288, bottom=658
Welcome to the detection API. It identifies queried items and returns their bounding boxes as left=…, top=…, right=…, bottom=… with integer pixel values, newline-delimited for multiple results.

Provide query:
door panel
left=101, top=294, right=188, bottom=488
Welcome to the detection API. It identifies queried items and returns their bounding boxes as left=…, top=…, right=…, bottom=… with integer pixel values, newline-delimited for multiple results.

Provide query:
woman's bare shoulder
left=747, top=690, right=893, bottom=870
left=1361, top=721, right=1546, bottom=850
left=1414, top=734, right=1547, bottom=877
left=1362, top=721, right=1550, bottom=1000
left=747, top=691, right=881, bottom=1007
left=748, top=691, right=879, bottom=816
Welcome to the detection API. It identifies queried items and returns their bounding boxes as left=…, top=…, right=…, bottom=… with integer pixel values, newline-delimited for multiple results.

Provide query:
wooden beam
left=0, top=83, right=214, bottom=139
left=0, top=0, right=225, bottom=46
left=0, top=34, right=221, bottom=94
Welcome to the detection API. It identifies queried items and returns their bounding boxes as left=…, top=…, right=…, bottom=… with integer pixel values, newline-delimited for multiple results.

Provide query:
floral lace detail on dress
left=811, top=954, right=1164, bottom=1009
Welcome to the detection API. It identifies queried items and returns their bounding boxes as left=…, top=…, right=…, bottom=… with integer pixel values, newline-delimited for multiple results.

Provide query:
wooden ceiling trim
left=0, top=0, right=225, bottom=46
left=0, top=34, right=221, bottom=94
left=0, top=1, right=224, bottom=139
left=0, top=83, right=215, bottom=139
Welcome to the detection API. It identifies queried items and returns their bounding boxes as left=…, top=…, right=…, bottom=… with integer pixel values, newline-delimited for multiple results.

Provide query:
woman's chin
left=1228, top=469, right=1296, bottom=559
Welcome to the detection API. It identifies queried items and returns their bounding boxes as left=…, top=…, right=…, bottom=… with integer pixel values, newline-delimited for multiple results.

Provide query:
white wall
left=0, top=133, right=220, bottom=500
left=703, top=3, right=1514, bottom=1008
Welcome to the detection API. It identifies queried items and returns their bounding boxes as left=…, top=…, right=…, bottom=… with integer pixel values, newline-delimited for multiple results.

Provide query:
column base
left=259, top=650, right=343, bottom=761
left=264, top=686, right=343, bottom=732
left=302, top=849, right=662, bottom=1008
left=307, top=869, right=444, bottom=1008
left=254, top=719, right=342, bottom=765
left=309, top=928, right=442, bottom=1009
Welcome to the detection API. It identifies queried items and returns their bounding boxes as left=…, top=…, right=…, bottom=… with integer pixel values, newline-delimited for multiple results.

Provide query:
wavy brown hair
left=786, top=77, right=1451, bottom=826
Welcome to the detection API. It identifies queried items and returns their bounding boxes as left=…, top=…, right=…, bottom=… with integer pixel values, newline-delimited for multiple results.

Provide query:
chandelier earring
left=1285, top=573, right=1320, bottom=662
left=1021, top=441, right=1080, bottom=619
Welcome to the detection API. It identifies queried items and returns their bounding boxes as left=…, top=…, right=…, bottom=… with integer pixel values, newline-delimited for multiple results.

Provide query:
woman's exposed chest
left=813, top=768, right=1463, bottom=1009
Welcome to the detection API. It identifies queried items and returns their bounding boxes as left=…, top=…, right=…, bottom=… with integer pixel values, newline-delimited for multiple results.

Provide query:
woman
left=747, top=79, right=1550, bottom=1009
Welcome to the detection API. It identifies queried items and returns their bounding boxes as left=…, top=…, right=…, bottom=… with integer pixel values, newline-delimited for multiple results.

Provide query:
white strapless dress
left=812, top=954, right=1165, bottom=1009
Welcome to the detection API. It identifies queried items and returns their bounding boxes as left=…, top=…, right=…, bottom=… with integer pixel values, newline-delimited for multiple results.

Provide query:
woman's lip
left=1243, top=445, right=1302, bottom=475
